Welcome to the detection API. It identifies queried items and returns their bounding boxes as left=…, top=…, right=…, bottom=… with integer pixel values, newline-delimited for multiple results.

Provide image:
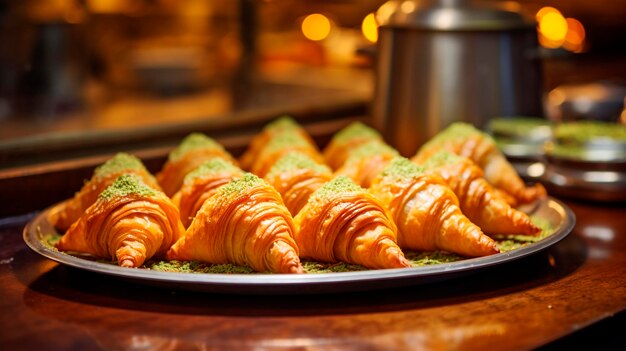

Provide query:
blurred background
left=0, top=0, right=625, bottom=145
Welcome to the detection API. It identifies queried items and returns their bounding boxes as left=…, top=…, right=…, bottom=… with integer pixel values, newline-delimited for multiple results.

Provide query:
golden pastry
left=413, top=122, right=546, bottom=205
left=250, top=132, right=324, bottom=178
left=156, top=133, right=236, bottom=196
left=422, top=151, right=541, bottom=236
left=239, top=116, right=316, bottom=171
left=167, top=174, right=304, bottom=274
left=48, top=153, right=160, bottom=232
left=56, top=174, right=184, bottom=267
left=334, top=140, right=400, bottom=188
left=294, top=176, right=411, bottom=269
left=369, top=157, right=499, bottom=257
left=171, top=158, right=244, bottom=228
left=264, top=152, right=333, bottom=216
left=323, top=122, right=383, bottom=170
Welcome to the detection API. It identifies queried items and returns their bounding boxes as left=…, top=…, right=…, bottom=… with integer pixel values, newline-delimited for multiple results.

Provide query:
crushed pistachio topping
left=147, top=260, right=256, bottom=274
left=345, top=140, right=399, bottom=164
left=422, top=150, right=463, bottom=168
left=99, top=174, right=156, bottom=201
left=493, top=215, right=554, bottom=251
left=555, top=121, right=626, bottom=144
left=267, top=152, right=331, bottom=178
left=380, top=157, right=425, bottom=182
left=332, top=122, right=382, bottom=144
left=405, top=251, right=463, bottom=265
left=420, top=122, right=492, bottom=152
left=264, top=132, right=312, bottom=153
left=311, top=176, right=363, bottom=202
left=183, top=158, right=240, bottom=185
left=217, top=173, right=263, bottom=198
left=265, top=116, right=301, bottom=132
left=489, top=117, right=551, bottom=135
left=169, top=133, right=223, bottom=162
left=441, top=122, right=481, bottom=138
left=93, top=153, right=148, bottom=180
left=302, top=261, right=367, bottom=273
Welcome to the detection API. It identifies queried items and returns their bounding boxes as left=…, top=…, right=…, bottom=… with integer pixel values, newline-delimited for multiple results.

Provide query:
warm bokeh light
left=563, top=18, right=586, bottom=52
left=400, top=1, right=416, bottom=13
left=536, top=7, right=586, bottom=52
left=535, top=6, right=558, bottom=22
left=362, top=13, right=378, bottom=43
left=538, top=9, right=568, bottom=42
left=376, top=1, right=399, bottom=25
left=301, top=13, right=331, bottom=41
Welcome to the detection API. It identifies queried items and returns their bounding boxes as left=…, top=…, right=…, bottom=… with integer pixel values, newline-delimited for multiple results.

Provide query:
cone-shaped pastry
left=264, top=152, right=333, bottom=216
left=239, top=116, right=316, bottom=171
left=48, top=153, right=160, bottom=232
left=335, top=140, right=400, bottom=188
left=156, top=133, right=236, bottom=196
left=412, top=122, right=546, bottom=204
left=55, top=175, right=184, bottom=267
left=171, top=158, right=245, bottom=228
left=250, top=132, right=324, bottom=178
left=294, top=176, right=411, bottom=269
left=323, top=122, right=383, bottom=170
left=167, top=174, right=304, bottom=274
left=422, top=151, right=541, bottom=236
left=369, top=157, right=499, bottom=257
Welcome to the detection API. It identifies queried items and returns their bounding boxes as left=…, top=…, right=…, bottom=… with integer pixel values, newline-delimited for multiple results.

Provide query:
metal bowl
left=541, top=136, right=626, bottom=201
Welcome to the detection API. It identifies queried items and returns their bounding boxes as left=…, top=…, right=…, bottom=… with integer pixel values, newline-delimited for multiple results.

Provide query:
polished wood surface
left=0, top=199, right=624, bottom=350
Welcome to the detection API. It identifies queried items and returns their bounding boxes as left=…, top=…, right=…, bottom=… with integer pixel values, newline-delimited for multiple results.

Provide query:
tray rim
left=23, top=197, right=576, bottom=292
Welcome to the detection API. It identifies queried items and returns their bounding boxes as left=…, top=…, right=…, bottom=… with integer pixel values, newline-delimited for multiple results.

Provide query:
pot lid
left=378, top=0, right=534, bottom=31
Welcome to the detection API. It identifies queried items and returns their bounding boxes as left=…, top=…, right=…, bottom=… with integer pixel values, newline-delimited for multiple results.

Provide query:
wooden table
left=0, top=199, right=624, bottom=350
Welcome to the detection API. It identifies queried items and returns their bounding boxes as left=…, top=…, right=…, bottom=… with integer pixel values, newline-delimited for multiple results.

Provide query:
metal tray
left=23, top=198, right=575, bottom=295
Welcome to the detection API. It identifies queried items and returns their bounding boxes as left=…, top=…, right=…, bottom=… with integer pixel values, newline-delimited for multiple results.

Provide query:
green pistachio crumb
left=301, top=261, right=367, bottom=273
left=99, top=174, right=156, bottom=201
left=267, top=152, right=331, bottom=178
left=420, top=122, right=492, bottom=152
left=332, top=122, right=382, bottom=144
left=489, top=117, right=551, bottom=136
left=184, top=158, right=240, bottom=185
left=493, top=215, right=555, bottom=252
left=405, top=251, right=463, bottom=266
left=169, top=133, right=223, bottom=162
left=93, top=153, right=148, bottom=180
left=311, top=176, right=363, bottom=202
left=264, top=132, right=312, bottom=153
left=265, top=116, right=301, bottom=132
left=380, top=157, right=425, bottom=181
left=147, top=260, right=256, bottom=274
left=555, top=121, right=626, bottom=144
left=345, top=140, right=399, bottom=163
left=217, top=173, right=263, bottom=198
left=421, top=150, right=464, bottom=168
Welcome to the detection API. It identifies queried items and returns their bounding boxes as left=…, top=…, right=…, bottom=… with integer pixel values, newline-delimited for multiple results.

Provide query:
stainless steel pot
left=372, top=0, right=543, bottom=156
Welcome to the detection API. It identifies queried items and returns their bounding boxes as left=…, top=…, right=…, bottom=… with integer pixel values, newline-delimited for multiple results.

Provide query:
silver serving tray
left=23, top=198, right=575, bottom=294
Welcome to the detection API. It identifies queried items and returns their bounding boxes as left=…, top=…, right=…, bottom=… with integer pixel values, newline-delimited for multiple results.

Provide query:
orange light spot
left=539, top=12, right=568, bottom=42
left=536, top=7, right=568, bottom=48
left=563, top=18, right=586, bottom=52
left=362, top=13, right=378, bottom=43
left=536, top=6, right=559, bottom=22
left=302, top=14, right=331, bottom=41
